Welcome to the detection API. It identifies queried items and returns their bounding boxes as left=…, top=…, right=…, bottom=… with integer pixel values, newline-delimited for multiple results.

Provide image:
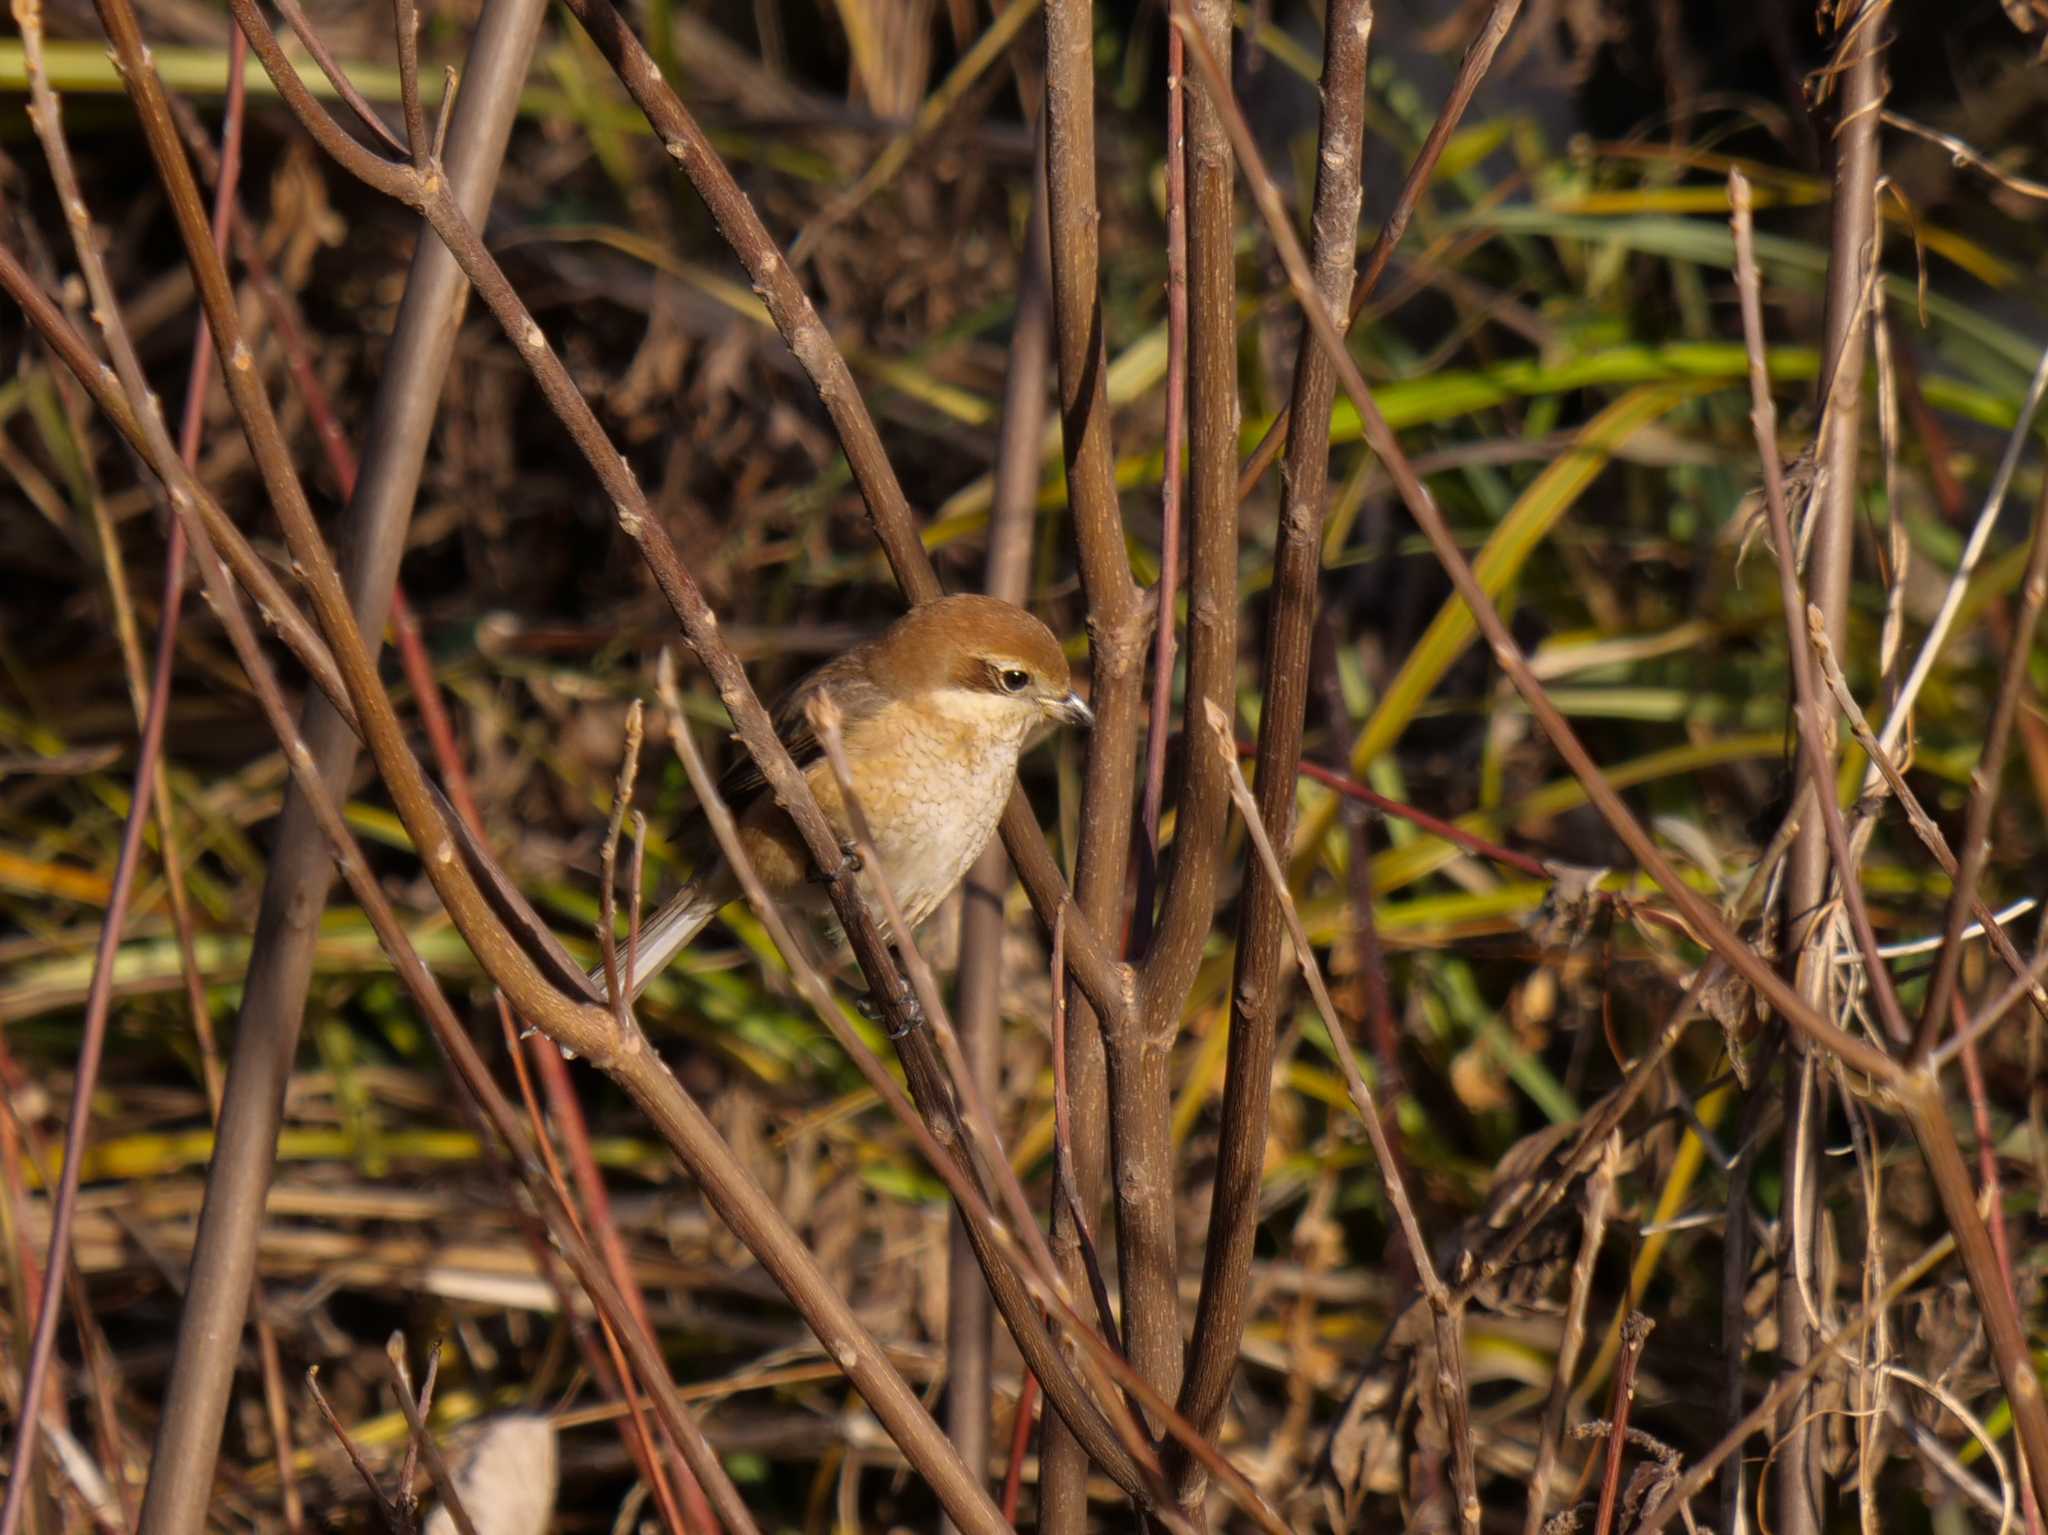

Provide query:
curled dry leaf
left=423, top=1415, right=557, bottom=1535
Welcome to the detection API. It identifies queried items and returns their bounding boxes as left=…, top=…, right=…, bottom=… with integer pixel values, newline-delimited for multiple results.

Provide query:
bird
left=599, top=594, right=1092, bottom=1000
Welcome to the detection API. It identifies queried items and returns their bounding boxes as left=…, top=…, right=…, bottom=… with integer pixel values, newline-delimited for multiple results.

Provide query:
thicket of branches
left=3, top=0, right=2047, bottom=1529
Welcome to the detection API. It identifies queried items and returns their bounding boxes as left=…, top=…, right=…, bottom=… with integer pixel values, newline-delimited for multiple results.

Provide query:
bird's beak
left=1053, top=690, right=1094, bottom=729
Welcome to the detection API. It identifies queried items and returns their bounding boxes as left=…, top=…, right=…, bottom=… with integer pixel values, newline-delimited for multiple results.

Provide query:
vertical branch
left=1773, top=7, right=1889, bottom=1531
left=1099, top=0, right=1241, bottom=1422
left=945, top=145, right=1053, bottom=1532
left=1588, top=1315, right=1655, bottom=1535
left=131, top=6, right=550, bottom=1533
left=1136, top=7, right=1191, bottom=948
left=1175, top=0, right=1371, bottom=1469
left=2, top=9, right=233, bottom=1528
left=1038, top=0, right=1149, bottom=1514
left=1728, top=171, right=1910, bottom=1048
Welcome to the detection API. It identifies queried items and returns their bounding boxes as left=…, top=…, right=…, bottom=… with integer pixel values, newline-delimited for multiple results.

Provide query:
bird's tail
left=589, top=868, right=731, bottom=1003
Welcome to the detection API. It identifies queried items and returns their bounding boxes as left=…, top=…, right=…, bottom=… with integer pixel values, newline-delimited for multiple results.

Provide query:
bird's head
left=877, top=594, right=1092, bottom=740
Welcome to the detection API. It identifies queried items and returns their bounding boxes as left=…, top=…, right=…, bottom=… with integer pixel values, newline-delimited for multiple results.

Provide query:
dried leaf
left=423, top=1416, right=556, bottom=1535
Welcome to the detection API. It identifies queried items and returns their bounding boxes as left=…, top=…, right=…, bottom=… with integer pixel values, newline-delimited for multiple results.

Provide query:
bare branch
left=1177, top=0, right=1371, bottom=1467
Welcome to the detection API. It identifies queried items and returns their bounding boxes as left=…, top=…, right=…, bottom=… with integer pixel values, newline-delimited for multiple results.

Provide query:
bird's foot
left=854, top=986, right=925, bottom=1039
left=808, top=840, right=864, bottom=885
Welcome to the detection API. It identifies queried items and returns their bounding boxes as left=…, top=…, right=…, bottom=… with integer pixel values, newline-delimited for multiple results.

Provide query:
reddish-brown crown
left=873, top=594, right=1072, bottom=695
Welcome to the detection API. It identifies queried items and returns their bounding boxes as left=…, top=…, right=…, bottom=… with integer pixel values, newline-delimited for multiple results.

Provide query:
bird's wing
left=714, top=643, right=891, bottom=809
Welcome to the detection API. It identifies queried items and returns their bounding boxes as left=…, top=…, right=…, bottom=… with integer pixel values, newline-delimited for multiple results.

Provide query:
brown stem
left=1174, top=0, right=1371, bottom=1472
left=1727, top=169, right=1911, bottom=1044
left=272, top=0, right=410, bottom=156
left=1136, top=5, right=1190, bottom=951
left=306, top=1369, right=404, bottom=1531
left=1173, top=22, right=2048, bottom=1512
left=1951, top=992, right=2045, bottom=1535
left=121, top=8, right=552, bottom=1533
left=946, top=150, right=1053, bottom=1534
left=1588, top=1314, right=1654, bottom=1535
left=1108, top=0, right=1241, bottom=1427
left=1036, top=0, right=1149, bottom=1511
left=1775, top=4, right=1889, bottom=1522
left=0, top=14, right=231, bottom=1530
left=383, top=1343, right=478, bottom=1535
left=1173, top=0, right=1902, bottom=1093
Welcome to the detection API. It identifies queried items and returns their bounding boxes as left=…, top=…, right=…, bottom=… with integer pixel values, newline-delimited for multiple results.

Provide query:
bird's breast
left=825, top=700, right=1025, bottom=928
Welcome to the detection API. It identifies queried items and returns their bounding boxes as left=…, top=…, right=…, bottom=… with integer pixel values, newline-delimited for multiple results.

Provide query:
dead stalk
left=1204, top=701, right=1481, bottom=1533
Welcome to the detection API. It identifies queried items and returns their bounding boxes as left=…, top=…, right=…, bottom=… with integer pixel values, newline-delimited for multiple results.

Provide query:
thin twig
left=1589, top=1314, right=1654, bottom=1535
left=0, top=17, right=202, bottom=1526
left=390, top=0, right=429, bottom=165
left=1204, top=700, right=1479, bottom=1532
left=306, top=1368, right=404, bottom=1534
left=272, top=0, right=410, bottom=155
left=1049, top=912, right=1122, bottom=1346
left=1173, top=0, right=1904, bottom=1087
left=383, top=1339, right=479, bottom=1535
left=946, top=142, right=1051, bottom=1535
left=1881, top=109, right=2048, bottom=203
left=597, top=701, right=647, bottom=1026
left=1807, top=625, right=2048, bottom=1021
left=1524, top=1137, right=1618, bottom=1535
left=1232, top=0, right=1523, bottom=505
left=1135, top=0, right=1189, bottom=953
left=1728, top=167, right=1911, bottom=1049
left=1911, top=467, right=2048, bottom=1060
left=1634, top=1233, right=1959, bottom=1535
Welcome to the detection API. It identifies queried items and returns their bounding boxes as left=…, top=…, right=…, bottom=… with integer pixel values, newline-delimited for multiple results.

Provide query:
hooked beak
left=1053, top=690, right=1094, bottom=729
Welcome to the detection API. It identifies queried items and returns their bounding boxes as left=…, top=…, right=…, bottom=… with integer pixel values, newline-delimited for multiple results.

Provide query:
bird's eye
left=999, top=668, right=1031, bottom=694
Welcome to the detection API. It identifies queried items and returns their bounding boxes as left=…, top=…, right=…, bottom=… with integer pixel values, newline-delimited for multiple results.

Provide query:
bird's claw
left=855, top=987, right=925, bottom=1040
left=809, top=841, right=864, bottom=885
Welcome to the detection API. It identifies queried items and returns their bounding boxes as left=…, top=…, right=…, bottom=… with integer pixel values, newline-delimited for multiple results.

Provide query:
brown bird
left=603, top=594, right=1091, bottom=999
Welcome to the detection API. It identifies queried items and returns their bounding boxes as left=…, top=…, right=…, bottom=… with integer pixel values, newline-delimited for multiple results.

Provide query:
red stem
left=1135, top=14, right=1190, bottom=953
left=0, top=27, right=253, bottom=1531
